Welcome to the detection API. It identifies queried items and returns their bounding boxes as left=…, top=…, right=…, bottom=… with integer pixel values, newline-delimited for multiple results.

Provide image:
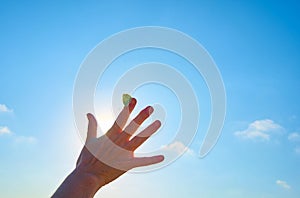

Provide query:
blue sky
left=1, top=0, right=300, bottom=197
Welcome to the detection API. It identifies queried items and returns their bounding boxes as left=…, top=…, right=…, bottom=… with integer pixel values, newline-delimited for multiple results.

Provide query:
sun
left=97, top=112, right=115, bottom=134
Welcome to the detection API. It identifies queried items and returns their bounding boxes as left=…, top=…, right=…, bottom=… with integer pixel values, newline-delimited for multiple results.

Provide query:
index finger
left=106, top=98, right=137, bottom=140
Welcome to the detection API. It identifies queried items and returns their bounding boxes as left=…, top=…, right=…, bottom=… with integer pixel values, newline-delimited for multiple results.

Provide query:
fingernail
left=154, top=120, right=161, bottom=127
left=157, top=155, right=165, bottom=161
left=147, top=106, right=154, bottom=115
left=122, top=94, right=132, bottom=106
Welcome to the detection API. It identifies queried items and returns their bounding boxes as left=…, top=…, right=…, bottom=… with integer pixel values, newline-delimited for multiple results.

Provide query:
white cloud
left=276, top=180, right=291, bottom=189
left=234, top=119, right=283, bottom=141
left=0, top=104, right=13, bottom=112
left=0, top=105, right=36, bottom=145
left=295, top=147, right=300, bottom=155
left=288, top=133, right=300, bottom=155
left=0, top=126, right=37, bottom=144
left=288, top=132, right=300, bottom=142
left=161, top=141, right=194, bottom=155
left=14, top=135, right=37, bottom=144
left=0, top=126, right=11, bottom=135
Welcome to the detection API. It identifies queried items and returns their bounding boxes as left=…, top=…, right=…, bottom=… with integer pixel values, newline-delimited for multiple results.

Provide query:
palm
left=76, top=98, right=164, bottom=186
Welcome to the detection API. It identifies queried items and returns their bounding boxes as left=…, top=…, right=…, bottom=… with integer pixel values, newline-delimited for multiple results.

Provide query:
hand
left=52, top=97, right=164, bottom=198
left=77, top=97, right=164, bottom=185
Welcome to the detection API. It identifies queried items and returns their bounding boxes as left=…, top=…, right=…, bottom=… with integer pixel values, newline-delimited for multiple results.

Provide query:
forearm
left=52, top=169, right=105, bottom=198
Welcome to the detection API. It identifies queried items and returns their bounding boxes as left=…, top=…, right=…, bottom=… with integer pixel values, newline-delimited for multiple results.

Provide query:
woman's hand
left=52, top=97, right=164, bottom=198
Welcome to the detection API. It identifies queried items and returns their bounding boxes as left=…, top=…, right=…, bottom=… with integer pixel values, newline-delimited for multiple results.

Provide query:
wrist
left=52, top=168, right=105, bottom=198
left=73, top=168, right=106, bottom=193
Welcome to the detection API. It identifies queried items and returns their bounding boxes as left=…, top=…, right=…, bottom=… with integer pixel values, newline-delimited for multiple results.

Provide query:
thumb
left=86, top=113, right=97, bottom=143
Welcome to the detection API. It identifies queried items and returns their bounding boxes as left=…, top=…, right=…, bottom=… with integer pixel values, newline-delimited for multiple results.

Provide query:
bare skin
left=52, top=98, right=164, bottom=198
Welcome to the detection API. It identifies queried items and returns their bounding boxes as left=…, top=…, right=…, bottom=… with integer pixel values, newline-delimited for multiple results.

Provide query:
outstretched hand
left=77, top=97, right=164, bottom=185
left=52, top=97, right=164, bottom=198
